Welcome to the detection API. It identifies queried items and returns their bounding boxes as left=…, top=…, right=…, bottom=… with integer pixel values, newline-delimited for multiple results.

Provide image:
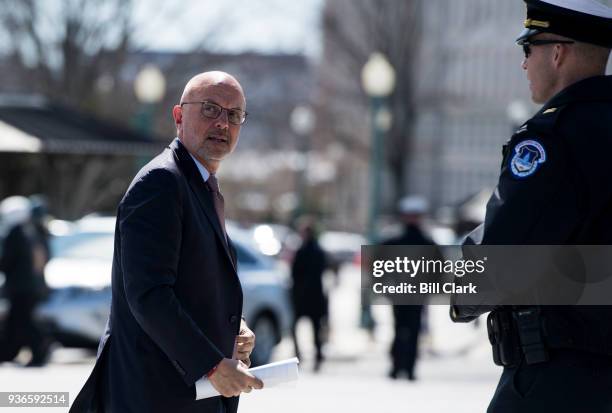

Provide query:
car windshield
left=52, top=232, right=114, bottom=261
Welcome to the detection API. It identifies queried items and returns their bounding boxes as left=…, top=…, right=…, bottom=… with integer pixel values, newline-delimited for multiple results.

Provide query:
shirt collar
left=188, top=153, right=211, bottom=183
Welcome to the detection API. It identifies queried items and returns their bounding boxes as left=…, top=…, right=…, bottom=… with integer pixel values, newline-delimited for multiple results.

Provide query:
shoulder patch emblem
left=509, top=139, right=546, bottom=178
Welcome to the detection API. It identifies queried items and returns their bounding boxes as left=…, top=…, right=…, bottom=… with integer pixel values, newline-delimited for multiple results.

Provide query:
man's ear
left=172, top=105, right=182, bottom=125
left=553, top=44, right=567, bottom=68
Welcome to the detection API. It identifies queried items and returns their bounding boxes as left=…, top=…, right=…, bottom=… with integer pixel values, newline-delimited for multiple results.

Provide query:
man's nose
left=521, top=58, right=528, bottom=70
left=215, top=109, right=229, bottom=129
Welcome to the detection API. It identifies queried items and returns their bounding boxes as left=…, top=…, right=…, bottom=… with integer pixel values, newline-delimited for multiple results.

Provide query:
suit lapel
left=170, top=139, right=237, bottom=273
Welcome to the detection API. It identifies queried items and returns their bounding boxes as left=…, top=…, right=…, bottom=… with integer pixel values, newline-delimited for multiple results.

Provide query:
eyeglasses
left=180, top=101, right=248, bottom=125
left=521, top=39, right=575, bottom=59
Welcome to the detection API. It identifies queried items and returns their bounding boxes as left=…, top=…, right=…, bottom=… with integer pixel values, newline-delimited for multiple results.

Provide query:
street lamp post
left=133, top=64, right=166, bottom=134
left=361, top=53, right=396, bottom=243
left=290, top=105, right=316, bottom=218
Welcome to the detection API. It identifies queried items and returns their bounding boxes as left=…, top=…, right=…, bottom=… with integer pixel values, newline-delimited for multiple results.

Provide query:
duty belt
left=487, top=307, right=549, bottom=367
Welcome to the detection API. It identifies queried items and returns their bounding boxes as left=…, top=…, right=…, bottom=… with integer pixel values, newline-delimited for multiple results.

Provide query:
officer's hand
left=233, top=320, right=255, bottom=367
left=208, top=358, right=264, bottom=397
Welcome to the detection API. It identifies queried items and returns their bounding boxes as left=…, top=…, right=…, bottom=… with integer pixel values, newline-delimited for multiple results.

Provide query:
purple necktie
left=206, top=174, right=227, bottom=240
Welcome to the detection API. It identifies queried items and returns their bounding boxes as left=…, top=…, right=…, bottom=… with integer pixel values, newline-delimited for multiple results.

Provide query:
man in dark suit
left=71, top=71, right=263, bottom=413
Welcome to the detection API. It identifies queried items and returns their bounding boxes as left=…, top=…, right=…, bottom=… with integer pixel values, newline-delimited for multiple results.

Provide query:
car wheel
left=250, top=314, right=278, bottom=366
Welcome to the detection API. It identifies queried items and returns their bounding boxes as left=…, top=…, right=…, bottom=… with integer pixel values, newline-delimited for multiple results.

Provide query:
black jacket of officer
left=453, top=75, right=612, bottom=355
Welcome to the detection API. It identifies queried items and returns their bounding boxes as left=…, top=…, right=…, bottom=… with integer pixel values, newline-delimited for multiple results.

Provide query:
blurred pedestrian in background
left=382, top=195, right=438, bottom=381
left=291, top=217, right=328, bottom=372
left=0, top=195, right=51, bottom=367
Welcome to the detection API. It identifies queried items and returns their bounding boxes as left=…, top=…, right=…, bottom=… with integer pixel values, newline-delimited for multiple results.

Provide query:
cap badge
left=524, top=18, right=551, bottom=28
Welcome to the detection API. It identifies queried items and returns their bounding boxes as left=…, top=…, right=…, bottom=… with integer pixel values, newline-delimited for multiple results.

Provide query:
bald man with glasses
left=451, top=0, right=612, bottom=412
left=71, top=72, right=263, bottom=413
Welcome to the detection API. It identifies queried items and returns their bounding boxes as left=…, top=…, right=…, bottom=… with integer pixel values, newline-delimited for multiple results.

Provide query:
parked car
left=33, top=216, right=291, bottom=365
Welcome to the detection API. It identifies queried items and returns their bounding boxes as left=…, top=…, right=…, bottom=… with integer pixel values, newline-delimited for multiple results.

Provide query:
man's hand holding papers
left=208, top=358, right=264, bottom=397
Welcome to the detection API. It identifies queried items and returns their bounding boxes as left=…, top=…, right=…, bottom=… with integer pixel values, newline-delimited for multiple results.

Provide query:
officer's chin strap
left=514, top=307, right=549, bottom=365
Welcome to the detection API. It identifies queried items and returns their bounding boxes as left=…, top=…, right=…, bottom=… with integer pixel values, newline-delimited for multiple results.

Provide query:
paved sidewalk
left=240, top=264, right=500, bottom=412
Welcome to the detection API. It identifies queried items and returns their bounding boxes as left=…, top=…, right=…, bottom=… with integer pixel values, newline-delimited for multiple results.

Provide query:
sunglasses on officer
left=180, top=101, right=248, bottom=125
left=522, top=39, right=575, bottom=59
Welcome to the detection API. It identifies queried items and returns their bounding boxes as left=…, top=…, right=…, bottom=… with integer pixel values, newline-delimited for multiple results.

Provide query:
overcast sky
left=132, top=0, right=324, bottom=57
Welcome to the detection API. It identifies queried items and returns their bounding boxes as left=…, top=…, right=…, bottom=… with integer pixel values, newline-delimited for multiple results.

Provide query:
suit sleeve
left=119, top=168, right=224, bottom=387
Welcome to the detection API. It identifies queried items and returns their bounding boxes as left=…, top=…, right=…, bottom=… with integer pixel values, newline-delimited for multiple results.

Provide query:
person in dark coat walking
left=383, top=196, right=438, bottom=380
left=0, top=195, right=51, bottom=367
left=291, top=218, right=328, bottom=372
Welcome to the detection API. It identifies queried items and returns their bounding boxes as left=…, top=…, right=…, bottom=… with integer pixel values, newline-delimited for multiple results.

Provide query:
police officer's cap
left=516, top=0, right=612, bottom=48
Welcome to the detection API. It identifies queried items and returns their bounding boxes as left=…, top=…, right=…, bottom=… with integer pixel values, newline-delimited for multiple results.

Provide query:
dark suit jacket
left=70, top=139, right=243, bottom=413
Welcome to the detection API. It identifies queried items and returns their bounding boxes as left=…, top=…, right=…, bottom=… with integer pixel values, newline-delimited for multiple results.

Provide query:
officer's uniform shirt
left=471, top=76, right=612, bottom=245
left=458, top=75, right=612, bottom=355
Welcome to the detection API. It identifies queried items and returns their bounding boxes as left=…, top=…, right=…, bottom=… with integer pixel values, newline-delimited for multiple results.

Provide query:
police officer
left=384, top=196, right=439, bottom=380
left=451, top=0, right=612, bottom=411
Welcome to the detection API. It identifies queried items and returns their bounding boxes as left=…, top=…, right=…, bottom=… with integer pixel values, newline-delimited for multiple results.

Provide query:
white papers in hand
left=195, top=357, right=300, bottom=400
